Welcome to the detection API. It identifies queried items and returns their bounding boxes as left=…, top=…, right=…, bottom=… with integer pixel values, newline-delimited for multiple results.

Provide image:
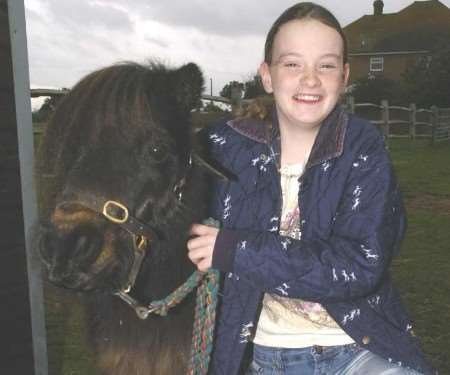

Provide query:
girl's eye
left=284, top=62, right=301, bottom=69
left=320, top=63, right=337, bottom=70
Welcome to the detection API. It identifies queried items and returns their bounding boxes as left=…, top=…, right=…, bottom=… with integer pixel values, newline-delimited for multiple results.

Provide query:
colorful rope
left=146, top=216, right=221, bottom=374
left=147, top=271, right=205, bottom=316
left=188, top=270, right=220, bottom=375
left=145, top=269, right=219, bottom=375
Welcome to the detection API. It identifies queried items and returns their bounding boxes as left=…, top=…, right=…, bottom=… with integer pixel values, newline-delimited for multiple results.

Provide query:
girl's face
left=259, top=19, right=349, bottom=133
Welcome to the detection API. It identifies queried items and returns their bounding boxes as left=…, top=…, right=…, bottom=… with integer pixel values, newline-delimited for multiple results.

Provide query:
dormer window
left=370, top=56, right=384, bottom=72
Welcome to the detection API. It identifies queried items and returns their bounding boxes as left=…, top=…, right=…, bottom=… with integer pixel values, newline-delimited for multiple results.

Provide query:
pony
left=36, top=61, right=214, bottom=374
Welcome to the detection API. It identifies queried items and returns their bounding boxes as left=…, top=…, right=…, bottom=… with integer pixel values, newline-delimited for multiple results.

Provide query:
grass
left=389, top=138, right=450, bottom=373
left=389, top=138, right=450, bottom=197
left=43, top=138, right=450, bottom=374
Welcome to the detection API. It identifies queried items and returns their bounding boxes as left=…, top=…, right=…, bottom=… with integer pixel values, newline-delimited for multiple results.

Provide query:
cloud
left=25, top=0, right=138, bottom=87
left=67, top=0, right=376, bottom=37
left=80, top=0, right=295, bottom=37
left=46, top=0, right=133, bottom=33
left=25, top=0, right=450, bottom=98
left=144, top=36, right=169, bottom=49
left=141, top=0, right=282, bottom=37
left=24, top=0, right=355, bottom=95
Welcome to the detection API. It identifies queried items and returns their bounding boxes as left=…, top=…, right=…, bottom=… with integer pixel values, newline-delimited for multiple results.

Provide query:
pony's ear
left=175, top=63, right=204, bottom=112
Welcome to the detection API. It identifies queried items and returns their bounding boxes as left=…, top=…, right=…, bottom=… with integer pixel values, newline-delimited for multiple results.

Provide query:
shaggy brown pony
left=37, top=61, right=210, bottom=374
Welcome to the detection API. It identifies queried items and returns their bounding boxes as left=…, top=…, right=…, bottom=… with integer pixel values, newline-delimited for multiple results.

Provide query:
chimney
left=374, top=0, right=384, bottom=16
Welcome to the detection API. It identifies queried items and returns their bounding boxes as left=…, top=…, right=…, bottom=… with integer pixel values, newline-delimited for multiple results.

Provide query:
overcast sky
left=25, top=0, right=450, bottom=107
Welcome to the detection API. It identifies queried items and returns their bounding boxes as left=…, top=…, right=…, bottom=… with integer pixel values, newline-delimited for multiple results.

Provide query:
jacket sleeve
left=211, top=135, right=406, bottom=304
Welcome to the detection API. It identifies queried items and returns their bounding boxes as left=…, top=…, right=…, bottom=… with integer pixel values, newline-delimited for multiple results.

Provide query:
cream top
left=253, top=163, right=354, bottom=348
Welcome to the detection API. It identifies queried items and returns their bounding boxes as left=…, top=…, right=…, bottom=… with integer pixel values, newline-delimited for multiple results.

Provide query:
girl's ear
left=343, top=62, right=350, bottom=87
left=258, top=62, right=274, bottom=94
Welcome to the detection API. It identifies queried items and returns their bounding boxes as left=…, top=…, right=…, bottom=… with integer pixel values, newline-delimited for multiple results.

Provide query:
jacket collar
left=226, top=104, right=348, bottom=169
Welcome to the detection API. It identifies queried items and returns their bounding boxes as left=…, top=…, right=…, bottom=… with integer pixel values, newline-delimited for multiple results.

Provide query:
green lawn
left=389, top=139, right=450, bottom=373
left=43, top=138, right=450, bottom=374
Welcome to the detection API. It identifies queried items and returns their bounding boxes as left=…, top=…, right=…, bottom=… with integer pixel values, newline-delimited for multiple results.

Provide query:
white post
left=409, top=103, right=417, bottom=139
left=431, top=106, right=438, bottom=144
left=381, top=100, right=390, bottom=140
left=346, top=95, right=355, bottom=114
left=7, top=0, right=48, bottom=373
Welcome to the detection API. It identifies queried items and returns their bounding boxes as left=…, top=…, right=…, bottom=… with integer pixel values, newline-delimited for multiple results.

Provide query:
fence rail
left=344, top=96, right=450, bottom=143
left=30, top=89, right=450, bottom=144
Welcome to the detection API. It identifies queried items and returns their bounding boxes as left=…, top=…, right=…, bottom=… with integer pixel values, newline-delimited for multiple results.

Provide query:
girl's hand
left=187, top=224, right=219, bottom=272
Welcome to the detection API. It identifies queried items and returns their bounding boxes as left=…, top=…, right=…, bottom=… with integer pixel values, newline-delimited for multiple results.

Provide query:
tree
left=243, top=75, right=266, bottom=99
left=351, top=75, right=404, bottom=105
left=220, top=81, right=244, bottom=99
left=32, top=94, right=64, bottom=122
left=402, top=48, right=450, bottom=108
left=220, top=75, right=266, bottom=102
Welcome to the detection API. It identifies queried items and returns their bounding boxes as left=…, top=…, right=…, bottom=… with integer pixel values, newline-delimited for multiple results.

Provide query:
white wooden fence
left=31, top=89, right=450, bottom=143
left=344, top=96, right=450, bottom=144
left=208, top=92, right=450, bottom=143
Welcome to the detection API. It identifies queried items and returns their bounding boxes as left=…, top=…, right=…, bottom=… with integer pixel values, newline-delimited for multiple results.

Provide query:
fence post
left=381, top=100, right=390, bottom=141
left=430, top=105, right=438, bottom=144
left=346, top=95, right=355, bottom=114
left=3, top=1, right=48, bottom=373
left=409, top=103, right=416, bottom=139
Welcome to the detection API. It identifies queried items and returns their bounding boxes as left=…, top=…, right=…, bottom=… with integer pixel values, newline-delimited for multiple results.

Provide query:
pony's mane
left=236, top=95, right=274, bottom=121
left=36, top=62, right=170, bottom=217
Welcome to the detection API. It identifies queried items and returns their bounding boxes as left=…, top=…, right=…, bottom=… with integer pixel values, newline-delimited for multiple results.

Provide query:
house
left=344, top=0, right=450, bottom=84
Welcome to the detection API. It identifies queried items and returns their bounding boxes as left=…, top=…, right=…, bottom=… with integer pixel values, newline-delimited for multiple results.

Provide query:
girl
left=188, top=3, right=434, bottom=374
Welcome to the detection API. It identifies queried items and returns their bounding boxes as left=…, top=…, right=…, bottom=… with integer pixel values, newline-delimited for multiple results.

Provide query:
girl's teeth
left=294, top=94, right=320, bottom=101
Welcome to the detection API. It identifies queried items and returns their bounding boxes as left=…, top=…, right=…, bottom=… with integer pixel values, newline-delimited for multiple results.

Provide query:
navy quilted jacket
left=207, top=106, right=434, bottom=374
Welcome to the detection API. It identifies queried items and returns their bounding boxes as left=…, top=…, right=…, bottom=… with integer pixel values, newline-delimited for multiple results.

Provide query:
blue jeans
left=248, top=343, right=423, bottom=374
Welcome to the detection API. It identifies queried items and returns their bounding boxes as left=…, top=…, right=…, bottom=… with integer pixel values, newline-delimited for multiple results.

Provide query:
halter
left=56, top=149, right=229, bottom=321
left=57, top=155, right=192, bottom=306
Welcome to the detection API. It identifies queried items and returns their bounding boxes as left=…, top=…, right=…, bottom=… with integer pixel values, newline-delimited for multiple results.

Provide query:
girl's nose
left=300, top=68, right=320, bottom=87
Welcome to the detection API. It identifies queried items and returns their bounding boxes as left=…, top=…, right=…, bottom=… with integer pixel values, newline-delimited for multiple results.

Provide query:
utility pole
left=210, top=77, right=213, bottom=104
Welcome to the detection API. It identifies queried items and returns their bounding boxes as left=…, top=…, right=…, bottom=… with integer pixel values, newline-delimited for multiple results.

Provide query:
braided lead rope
left=144, top=268, right=219, bottom=374
left=147, top=271, right=205, bottom=316
left=146, top=216, right=220, bottom=373
left=188, top=269, right=220, bottom=375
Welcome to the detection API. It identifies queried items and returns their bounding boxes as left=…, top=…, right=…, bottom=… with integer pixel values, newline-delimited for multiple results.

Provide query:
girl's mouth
left=293, top=94, right=322, bottom=103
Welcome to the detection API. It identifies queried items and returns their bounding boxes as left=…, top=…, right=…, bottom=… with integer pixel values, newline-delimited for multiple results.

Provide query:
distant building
left=344, top=0, right=450, bottom=84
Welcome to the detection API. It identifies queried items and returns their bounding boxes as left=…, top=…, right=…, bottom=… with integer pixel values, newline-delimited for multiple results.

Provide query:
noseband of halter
left=102, top=199, right=152, bottom=293
left=55, top=195, right=159, bottom=295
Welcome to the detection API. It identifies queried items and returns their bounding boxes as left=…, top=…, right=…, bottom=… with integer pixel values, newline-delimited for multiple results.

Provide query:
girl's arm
left=209, top=137, right=406, bottom=304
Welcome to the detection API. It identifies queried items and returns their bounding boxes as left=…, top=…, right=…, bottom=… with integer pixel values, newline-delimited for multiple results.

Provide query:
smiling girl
left=187, top=3, right=434, bottom=374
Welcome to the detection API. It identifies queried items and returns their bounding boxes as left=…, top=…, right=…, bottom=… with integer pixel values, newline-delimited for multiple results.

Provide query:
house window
left=370, top=57, right=384, bottom=72
left=418, top=55, right=432, bottom=69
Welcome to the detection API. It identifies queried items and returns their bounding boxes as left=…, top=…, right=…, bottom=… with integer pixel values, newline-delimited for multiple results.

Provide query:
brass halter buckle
left=102, top=200, right=129, bottom=224
left=135, top=235, right=148, bottom=251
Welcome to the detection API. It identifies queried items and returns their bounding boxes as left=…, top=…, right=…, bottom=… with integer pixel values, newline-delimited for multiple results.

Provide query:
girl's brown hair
left=264, top=2, right=348, bottom=65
